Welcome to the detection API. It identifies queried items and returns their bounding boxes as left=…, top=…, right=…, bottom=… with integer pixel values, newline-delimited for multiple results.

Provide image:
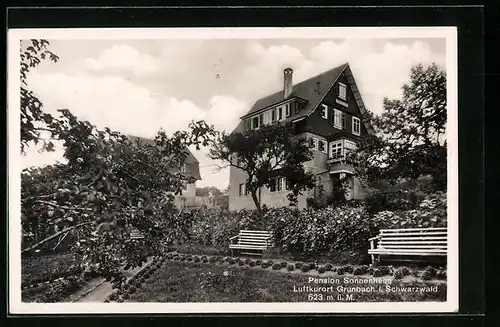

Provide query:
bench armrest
left=229, top=235, right=239, bottom=243
left=369, top=235, right=380, bottom=250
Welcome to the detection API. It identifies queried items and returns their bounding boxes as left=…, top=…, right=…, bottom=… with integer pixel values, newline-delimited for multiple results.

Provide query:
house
left=228, top=63, right=375, bottom=211
left=127, top=135, right=202, bottom=210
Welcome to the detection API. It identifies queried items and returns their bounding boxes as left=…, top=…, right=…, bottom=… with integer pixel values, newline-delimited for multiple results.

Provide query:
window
left=277, top=106, right=283, bottom=120
left=180, top=164, right=187, bottom=174
left=352, top=116, right=361, bottom=135
left=269, top=178, right=277, bottom=192
left=318, top=140, right=327, bottom=153
left=330, top=140, right=343, bottom=159
left=310, top=137, right=319, bottom=150
left=276, top=177, right=286, bottom=191
left=259, top=114, right=264, bottom=127
left=344, top=140, right=357, bottom=156
left=244, top=119, right=251, bottom=131
left=285, top=104, right=291, bottom=117
left=239, top=183, right=246, bottom=196
left=319, top=104, right=328, bottom=119
left=251, top=116, right=259, bottom=129
left=338, top=82, right=347, bottom=100
left=280, top=177, right=287, bottom=191
left=271, top=109, right=276, bottom=122
left=333, top=109, right=345, bottom=129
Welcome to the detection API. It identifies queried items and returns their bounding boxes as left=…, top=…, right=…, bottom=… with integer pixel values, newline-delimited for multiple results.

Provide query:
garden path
left=74, top=256, right=154, bottom=302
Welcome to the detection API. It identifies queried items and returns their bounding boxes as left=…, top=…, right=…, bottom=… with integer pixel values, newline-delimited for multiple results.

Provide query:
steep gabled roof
left=127, top=135, right=202, bottom=180
left=233, top=62, right=375, bottom=135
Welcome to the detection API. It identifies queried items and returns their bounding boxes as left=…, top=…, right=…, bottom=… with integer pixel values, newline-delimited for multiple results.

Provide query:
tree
left=350, top=63, right=447, bottom=192
left=20, top=39, right=62, bottom=153
left=209, top=122, right=315, bottom=212
left=19, top=41, right=219, bottom=287
left=195, top=186, right=223, bottom=197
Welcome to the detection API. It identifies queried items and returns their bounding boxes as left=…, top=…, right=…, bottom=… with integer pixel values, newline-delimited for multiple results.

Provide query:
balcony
left=327, top=154, right=355, bottom=174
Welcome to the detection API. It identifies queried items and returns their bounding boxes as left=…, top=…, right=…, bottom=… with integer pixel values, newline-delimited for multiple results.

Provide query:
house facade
left=228, top=63, right=374, bottom=211
left=127, top=136, right=201, bottom=211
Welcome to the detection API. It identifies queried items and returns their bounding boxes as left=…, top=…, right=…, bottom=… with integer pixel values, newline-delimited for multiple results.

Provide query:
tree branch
left=34, top=200, right=92, bottom=212
left=21, top=222, right=92, bottom=254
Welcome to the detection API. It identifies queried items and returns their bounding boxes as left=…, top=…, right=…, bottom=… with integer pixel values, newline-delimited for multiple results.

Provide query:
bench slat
left=379, top=237, right=447, bottom=242
left=379, top=245, right=447, bottom=249
left=238, top=235, right=273, bottom=239
left=379, top=227, right=447, bottom=232
left=240, top=230, right=273, bottom=234
left=369, top=248, right=446, bottom=253
left=379, top=232, right=447, bottom=236
left=229, top=245, right=268, bottom=249
left=380, top=240, right=447, bottom=245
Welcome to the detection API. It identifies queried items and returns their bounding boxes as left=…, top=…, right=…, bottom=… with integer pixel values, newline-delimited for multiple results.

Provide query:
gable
left=233, top=63, right=374, bottom=136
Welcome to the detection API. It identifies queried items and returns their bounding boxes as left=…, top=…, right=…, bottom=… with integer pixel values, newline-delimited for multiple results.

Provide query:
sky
left=20, top=36, right=446, bottom=190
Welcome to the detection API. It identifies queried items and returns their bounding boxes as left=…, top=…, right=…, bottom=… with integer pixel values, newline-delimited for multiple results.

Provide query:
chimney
left=283, top=67, right=293, bottom=99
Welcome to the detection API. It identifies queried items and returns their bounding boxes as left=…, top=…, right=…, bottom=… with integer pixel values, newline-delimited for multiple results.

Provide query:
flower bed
left=120, top=260, right=446, bottom=302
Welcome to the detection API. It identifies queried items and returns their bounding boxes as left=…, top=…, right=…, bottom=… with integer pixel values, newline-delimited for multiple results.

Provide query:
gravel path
left=75, top=257, right=154, bottom=302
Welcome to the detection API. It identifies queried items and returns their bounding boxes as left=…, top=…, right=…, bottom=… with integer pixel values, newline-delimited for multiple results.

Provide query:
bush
left=261, top=262, right=269, bottom=269
left=249, top=260, right=256, bottom=267
left=238, top=260, right=245, bottom=266
left=194, top=256, right=200, bottom=263
left=436, top=269, right=447, bottom=279
left=272, top=263, right=281, bottom=270
left=337, top=267, right=344, bottom=275
left=324, top=263, right=333, bottom=271
left=267, top=260, right=274, bottom=266
left=228, top=258, right=235, bottom=265
left=308, top=262, right=316, bottom=270
left=286, top=264, right=294, bottom=271
left=295, top=262, right=303, bottom=269
left=256, top=259, right=262, bottom=265
left=129, top=286, right=136, bottom=294
left=372, top=192, right=447, bottom=229
left=300, top=265, right=310, bottom=273
left=318, top=266, right=326, bottom=274
left=353, top=266, right=368, bottom=275
left=280, top=261, right=288, bottom=268
left=422, top=266, right=438, bottom=280
left=245, top=258, right=251, bottom=264
left=373, top=266, right=391, bottom=277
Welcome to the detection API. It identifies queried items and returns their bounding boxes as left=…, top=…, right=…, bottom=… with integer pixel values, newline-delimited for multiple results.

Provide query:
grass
left=21, top=252, right=78, bottom=285
left=126, top=261, right=446, bottom=302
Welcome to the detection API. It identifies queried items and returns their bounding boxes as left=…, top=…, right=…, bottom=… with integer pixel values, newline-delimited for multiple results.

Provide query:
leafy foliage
left=210, top=122, right=315, bottom=211
left=349, top=63, right=447, bottom=191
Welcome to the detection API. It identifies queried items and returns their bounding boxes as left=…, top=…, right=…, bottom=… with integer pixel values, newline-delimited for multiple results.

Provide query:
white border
left=8, top=27, right=458, bottom=314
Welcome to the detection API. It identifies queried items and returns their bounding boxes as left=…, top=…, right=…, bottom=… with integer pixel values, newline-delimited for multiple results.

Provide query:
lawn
left=127, top=260, right=447, bottom=302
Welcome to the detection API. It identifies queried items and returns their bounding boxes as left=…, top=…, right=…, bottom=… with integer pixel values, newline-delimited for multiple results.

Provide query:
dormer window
left=180, top=164, right=187, bottom=174
left=319, top=104, right=328, bottom=119
left=338, top=82, right=347, bottom=100
left=309, top=137, right=319, bottom=150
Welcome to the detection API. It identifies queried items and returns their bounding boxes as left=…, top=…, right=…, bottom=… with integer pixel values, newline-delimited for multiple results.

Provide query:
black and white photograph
left=8, top=27, right=458, bottom=313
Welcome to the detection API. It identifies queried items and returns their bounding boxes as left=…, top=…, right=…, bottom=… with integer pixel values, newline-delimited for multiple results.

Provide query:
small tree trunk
left=250, top=191, right=261, bottom=213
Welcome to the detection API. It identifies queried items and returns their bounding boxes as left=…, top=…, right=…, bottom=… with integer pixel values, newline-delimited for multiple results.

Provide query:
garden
left=19, top=40, right=448, bottom=303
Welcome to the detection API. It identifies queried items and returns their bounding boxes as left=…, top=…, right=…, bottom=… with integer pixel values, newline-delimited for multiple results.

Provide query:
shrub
left=422, top=266, right=437, bottom=280
left=249, top=260, right=256, bottom=267
left=245, top=258, right=251, bottom=264
left=272, top=263, right=281, bottom=270
left=280, top=261, right=288, bottom=268
left=109, top=292, right=118, bottom=301
left=122, top=293, right=129, bottom=299
left=373, top=266, right=391, bottom=277
left=436, top=269, right=447, bottom=279
left=343, top=265, right=354, bottom=274
left=256, top=259, right=262, bottom=265
left=129, top=286, right=136, bottom=294
left=353, top=266, right=368, bottom=275
left=194, top=256, right=200, bottom=263
left=238, top=260, right=245, bottom=266
left=324, top=263, right=333, bottom=271
left=295, top=262, right=303, bottom=269
left=393, top=268, right=405, bottom=280
left=261, top=262, right=269, bottom=269
left=308, top=262, right=316, bottom=270
left=135, top=282, right=141, bottom=288
left=318, top=266, right=326, bottom=274
left=337, top=267, right=344, bottom=275
left=267, top=260, right=274, bottom=266
left=286, top=264, right=294, bottom=271
left=187, top=257, right=193, bottom=262
left=228, top=258, right=235, bottom=265
left=300, top=265, right=310, bottom=272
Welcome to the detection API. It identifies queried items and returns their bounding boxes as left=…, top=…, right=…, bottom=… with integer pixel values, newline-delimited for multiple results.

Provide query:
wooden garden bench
left=130, top=229, right=145, bottom=240
left=368, top=227, right=447, bottom=264
left=229, top=230, right=274, bottom=256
